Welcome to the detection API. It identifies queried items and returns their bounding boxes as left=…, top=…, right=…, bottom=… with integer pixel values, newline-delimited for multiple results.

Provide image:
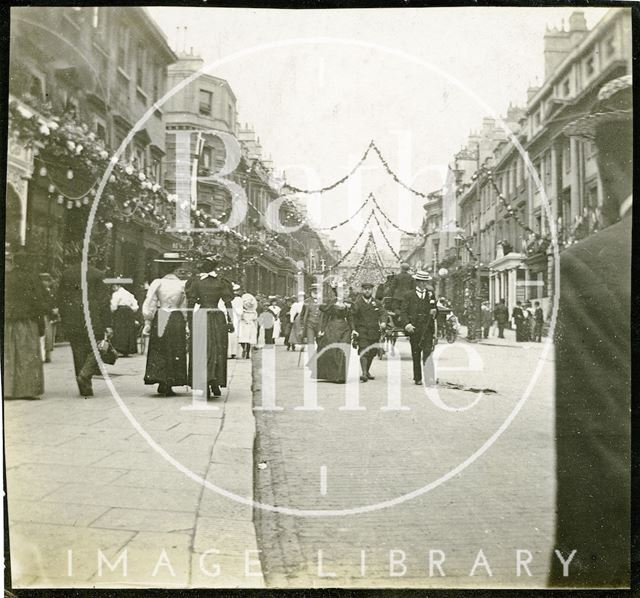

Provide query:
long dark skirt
left=309, top=318, right=351, bottom=382
left=144, top=311, right=188, bottom=387
left=4, top=320, right=44, bottom=398
left=514, top=318, right=526, bottom=342
left=189, top=309, right=228, bottom=388
left=112, top=306, right=138, bottom=355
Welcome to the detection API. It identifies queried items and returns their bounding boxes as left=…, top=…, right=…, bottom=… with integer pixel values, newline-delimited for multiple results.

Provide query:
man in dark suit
left=57, top=252, right=112, bottom=397
left=351, top=281, right=387, bottom=382
left=493, top=298, right=509, bottom=339
left=550, top=75, right=632, bottom=587
left=388, top=262, right=415, bottom=314
left=400, top=270, right=438, bottom=385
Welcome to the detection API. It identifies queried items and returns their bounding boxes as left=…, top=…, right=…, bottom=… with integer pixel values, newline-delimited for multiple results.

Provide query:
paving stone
left=90, top=507, right=195, bottom=533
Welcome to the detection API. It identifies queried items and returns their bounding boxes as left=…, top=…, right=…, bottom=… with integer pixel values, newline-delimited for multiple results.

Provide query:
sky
left=148, top=6, right=609, bottom=252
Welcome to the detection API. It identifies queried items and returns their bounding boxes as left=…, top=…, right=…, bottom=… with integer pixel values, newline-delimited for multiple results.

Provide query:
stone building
left=8, top=7, right=177, bottom=284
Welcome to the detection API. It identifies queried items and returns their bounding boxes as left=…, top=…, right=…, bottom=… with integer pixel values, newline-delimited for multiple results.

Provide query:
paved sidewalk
left=4, top=344, right=263, bottom=589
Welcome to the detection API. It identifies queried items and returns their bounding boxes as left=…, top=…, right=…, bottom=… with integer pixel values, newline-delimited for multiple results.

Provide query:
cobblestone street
left=253, top=331, right=555, bottom=588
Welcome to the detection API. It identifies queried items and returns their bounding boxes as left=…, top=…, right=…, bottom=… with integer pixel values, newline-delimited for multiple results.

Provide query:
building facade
left=163, top=52, right=338, bottom=295
left=402, top=7, right=631, bottom=323
left=8, top=6, right=178, bottom=285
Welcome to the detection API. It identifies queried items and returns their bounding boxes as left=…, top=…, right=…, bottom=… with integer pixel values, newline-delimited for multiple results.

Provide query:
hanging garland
left=483, top=168, right=550, bottom=243
left=346, top=233, right=387, bottom=287
left=323, top=210, right=375, bottom=273
left=8, top=98, right=171, bottom=229
left=369, top=194, right=423, bottom=236
left=371, top=212, right=402, bottom=262
left=281, top=140, right=430, bottom=200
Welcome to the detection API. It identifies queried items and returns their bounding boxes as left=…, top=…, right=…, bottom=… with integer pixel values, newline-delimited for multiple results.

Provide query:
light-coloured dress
left=238, top=293, right=258, bottom=345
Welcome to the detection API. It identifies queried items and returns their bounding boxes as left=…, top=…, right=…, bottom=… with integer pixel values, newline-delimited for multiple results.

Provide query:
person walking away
left=185, top=257, right=234, bottom=399
left=511, top=301, right=526, bottom=342
left=227, top=283, right=243, bottom=358
left=39, top=272, right=58, bottom=363
left=387, top=262, right=415, bottom=315
left=287, top=292, right=305, bottom=351
left=4, top=249, right=49, bottom=399
left=281, top=297, right=294, bottom=350
left=308, top=282, right=352, bottom=384
left=238, top=293, right=258, bottom=358
left=57, top=248, right=113, bottom=397
left=141, top=253, right=190, bottom=396
left=110, top=281, right=139, bottom=356
left=533, top=301, right=544, bottom=342
left=400, top=270, right=438, bottom=385
left=351, top=281, right=387, bottom=382
left=480, top=301, right=493, bottom=339
left=550, top=75, right=632, bottom=587
left=300, top=284, right=322, bottom=348
left=262, top=296, right=280, bottom=345
left=493, top=298, right=509, bottom=339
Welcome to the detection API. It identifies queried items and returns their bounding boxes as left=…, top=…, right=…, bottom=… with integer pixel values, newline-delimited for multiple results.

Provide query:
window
left=28, top=71, right=45, bottom=101
left=117, top=26, right=128, bottom=71
left=199, top=89, right=212, bottom=115
left=564, top=141, right=571, bottom=174
left=584, top=54, right=596, bottom=78
left=134, top=146, right=146, bottom=171
left=533, top=110, right=541, bottom=129
left=94, top=116, right=107, bottom=141
left=227, top=103, right=233, bottom=125
left=136, top=43, right=145, bottom=89
left=151, top=158, right=161, bottom=183
left=562, top=77, right=571, bottom=97
left=545, top=152, right=552, bottom=188
left=152, top=62, right=161, bottom=103
left=201, top=147, right=213, bottom=170
left=605, top=35, right=616, bottom=58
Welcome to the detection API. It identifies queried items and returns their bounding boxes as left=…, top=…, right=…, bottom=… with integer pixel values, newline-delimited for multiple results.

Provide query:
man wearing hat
left=550, top=75, right=631, bottom=587
left=351, top=281, right=387, bottom=382
left=400, top=270, right=438, bottom=385
left=387, top=262, right=415, bottom=313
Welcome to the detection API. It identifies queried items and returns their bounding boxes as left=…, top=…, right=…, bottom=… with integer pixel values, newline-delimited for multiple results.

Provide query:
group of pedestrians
left=511, top=300, right=544, bottom=342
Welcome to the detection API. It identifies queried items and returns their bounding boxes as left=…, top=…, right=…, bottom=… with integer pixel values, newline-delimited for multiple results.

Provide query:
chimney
left=568, top=11, right=588, bottom=47
left=543, top=25, right=571, bottom=80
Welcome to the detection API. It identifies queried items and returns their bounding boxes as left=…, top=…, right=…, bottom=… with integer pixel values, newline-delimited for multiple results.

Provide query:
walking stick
left=297, top=343, right=304, bottom=367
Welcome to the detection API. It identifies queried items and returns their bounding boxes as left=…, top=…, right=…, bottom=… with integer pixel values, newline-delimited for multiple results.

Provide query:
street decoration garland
left=369, top=194, right=422, bottom=236
left=282, top=140, right=431, bottom=200
left=8, top=98, right=172, bottom=230
left=483, top=168, right=550, bottom=244
left=322, top=210, right=375, bottom=273
left=345, top=233, right=388, bottom=288
left=371, top=212, right=402, bottom=262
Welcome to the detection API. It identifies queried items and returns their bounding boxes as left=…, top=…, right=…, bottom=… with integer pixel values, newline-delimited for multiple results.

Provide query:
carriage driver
left=351, top=281, right=387, bottom=382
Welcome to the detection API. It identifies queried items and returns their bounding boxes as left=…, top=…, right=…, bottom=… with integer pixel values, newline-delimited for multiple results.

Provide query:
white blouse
left=142, top=274, right=187, bottom=321
left=110, top=287, right=139, bottom=312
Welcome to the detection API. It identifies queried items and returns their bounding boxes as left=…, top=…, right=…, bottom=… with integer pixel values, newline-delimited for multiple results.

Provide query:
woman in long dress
left=287, top=292, right=305, bottom=350
left=227, top=284, right=243, bottom=358
left=185, top=259, right=234, bottom=399
left=238, top=293, right=258, bottom=359
left=142, top=256, right=190, bottom=396
left=309, top=286, right=353, bottom=383
left=4, top=250, right=48, bottom=399
left=110, top=283, right=139, bottom=356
